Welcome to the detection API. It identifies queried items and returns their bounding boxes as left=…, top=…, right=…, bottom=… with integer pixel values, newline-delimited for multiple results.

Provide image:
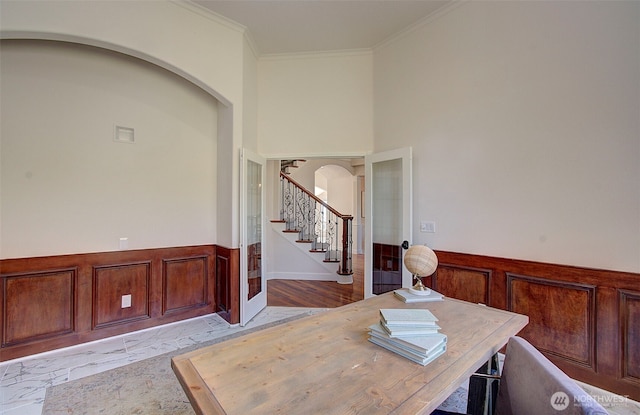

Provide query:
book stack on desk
left=368, top=308, right=447, bottom=366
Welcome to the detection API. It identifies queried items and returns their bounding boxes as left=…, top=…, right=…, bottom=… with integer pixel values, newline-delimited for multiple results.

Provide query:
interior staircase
left=271, top=163, right=353, bottom=284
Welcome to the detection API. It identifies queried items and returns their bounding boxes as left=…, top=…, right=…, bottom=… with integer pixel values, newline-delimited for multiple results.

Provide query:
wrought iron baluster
left=278, top=172, right=353, bottom=276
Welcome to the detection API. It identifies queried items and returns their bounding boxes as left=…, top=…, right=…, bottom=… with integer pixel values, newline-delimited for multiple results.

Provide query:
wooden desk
left=172, top=293, right=528, bottom=415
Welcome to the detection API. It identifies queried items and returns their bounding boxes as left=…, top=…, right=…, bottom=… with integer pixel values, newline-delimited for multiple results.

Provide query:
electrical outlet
left=420, top=221, right=436, bottom=233
left=121, top=294, right=132, bottom=308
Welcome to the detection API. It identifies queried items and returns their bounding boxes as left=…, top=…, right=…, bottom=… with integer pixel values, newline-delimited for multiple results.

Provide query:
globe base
left=410, top=277, right=432, bottom=296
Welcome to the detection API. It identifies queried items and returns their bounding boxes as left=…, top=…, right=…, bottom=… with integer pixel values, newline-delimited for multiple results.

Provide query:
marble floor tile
left=121, top=317, right=212, bottom=352
left=0, top=307, right=316, bottom=415
left=0, top=368, right=67, bottom=413
left=1, top=402, right=43, bottom=415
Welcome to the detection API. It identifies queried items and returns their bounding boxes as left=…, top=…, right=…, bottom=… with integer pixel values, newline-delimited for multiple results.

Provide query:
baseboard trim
left=266, top=271, right=336, bottom=281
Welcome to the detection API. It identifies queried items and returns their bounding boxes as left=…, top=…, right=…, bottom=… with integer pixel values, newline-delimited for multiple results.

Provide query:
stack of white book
left=368, top=308, right=447, bottom=366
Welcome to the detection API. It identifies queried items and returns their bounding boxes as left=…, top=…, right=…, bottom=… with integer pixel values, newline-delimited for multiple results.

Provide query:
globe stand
left=404, top=244, right=437, bottom=296
left=409, top=275, right=431, bottom=296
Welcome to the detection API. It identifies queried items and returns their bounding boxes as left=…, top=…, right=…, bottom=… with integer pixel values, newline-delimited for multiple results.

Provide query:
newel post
left=339, top=216, right=353, bottom=275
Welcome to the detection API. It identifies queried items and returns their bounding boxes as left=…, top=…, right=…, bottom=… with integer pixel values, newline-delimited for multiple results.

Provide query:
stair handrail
left=280, top=172, right=350, bottom=220
left=279, top=171, right=353, bottom=276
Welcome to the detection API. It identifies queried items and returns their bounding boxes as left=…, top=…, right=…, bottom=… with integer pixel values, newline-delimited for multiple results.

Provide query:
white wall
left=267, top=223, right=338, bottom=281
left=258, top=51, right=374, bottom=158
left=374, top=1, right=640, bottom=273
left=243, top=38, right=259, bottom=152
left=0, top=1, right=245, bottom=105
left=0, top=40, right=218, bottom=258
left=323, top=168, right=354, bottom=217
left=0, top=0, right=253, bottom=249
left=3, top=0, right=638, bottom=274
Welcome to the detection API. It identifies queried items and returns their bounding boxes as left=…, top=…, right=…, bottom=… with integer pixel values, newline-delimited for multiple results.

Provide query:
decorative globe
left=404, top=245, right=438, bottom=276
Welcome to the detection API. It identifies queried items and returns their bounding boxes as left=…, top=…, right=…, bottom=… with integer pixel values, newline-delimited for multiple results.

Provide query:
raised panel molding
left=434, top=264, right=491, bottom=305
left=216, top=252, right=231, bottom=316
left=0, top=245, right=216, bottom=362
left=429, top=250, right=640, bottom=400
left=507, top=273, right=596, bottom=369
left=215, top=246, right=240, bottom=324
left=620, top=289, right=640, bottom=384
left=92, top=262, right=151, bottom=329
left=2, top=269, right=76, bottom=347
left=163, top=256, right=208, bottom=314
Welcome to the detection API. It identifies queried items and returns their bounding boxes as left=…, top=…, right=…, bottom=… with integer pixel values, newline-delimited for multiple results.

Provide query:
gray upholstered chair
left=433, top=336, right=609, bottom=415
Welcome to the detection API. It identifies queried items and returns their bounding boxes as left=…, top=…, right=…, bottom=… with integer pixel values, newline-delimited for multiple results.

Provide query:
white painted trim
left=266, top=272, right=336, bottom=281
left=243, top=30, right=260, bottom=59
left=0, top=30, right=234, bottom=109
left=259, top=48, right=373, bottom=61
left=174, top=0, right=246, bottom=34
left=374, top=0, right=468, bottom=51
left=263, top=151, right=370, bottom=160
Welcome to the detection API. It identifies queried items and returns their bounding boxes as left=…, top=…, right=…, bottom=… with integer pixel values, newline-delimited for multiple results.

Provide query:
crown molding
left=172, top=0, right=246, bottom=34
left=173, top=1, right=260, bottom=57
left=242, top=29, right=260, bottom=58
left=259, top=48, right=373, bottom=62
left=374, top=0, right=468, bottom=52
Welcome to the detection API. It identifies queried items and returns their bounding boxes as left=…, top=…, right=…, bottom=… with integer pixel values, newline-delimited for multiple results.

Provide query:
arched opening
left=314, top=164, right=353, bottom=215
left=0, top=38, right=225, bottom=257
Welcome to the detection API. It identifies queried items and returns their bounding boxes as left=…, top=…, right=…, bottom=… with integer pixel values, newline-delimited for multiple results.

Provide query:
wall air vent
left=114, top=125, right=135, bottom=143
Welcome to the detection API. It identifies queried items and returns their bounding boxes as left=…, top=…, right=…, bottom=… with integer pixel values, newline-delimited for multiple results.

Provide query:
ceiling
left=193, top=0, right=452, bottom=55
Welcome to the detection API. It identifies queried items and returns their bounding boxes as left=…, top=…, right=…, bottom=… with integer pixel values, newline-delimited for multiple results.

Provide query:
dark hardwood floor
left=267, top=254, right=364, bottom=308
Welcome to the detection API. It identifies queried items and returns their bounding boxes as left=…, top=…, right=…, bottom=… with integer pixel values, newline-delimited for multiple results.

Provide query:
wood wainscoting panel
left=163, top=256, right=208, bottom=314
left=2, top=269, right=76, bottom=347
left=92, top=262, right=151, bottom=329
left=507, top=273, right=596, bottom=368
left=215, top=246, right=240, bottom=324
left=0, top=245, right=217, bottom=362
left=434, top=265, right=491, bottom=305
left=620, top=289, right=640, bottom=384
left=215, top=248, right=231, bottom=320
left=420, top=250, right=640, bottom=400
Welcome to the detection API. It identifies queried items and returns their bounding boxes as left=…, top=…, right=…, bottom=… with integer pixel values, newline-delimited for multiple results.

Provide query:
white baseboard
left=266, top=271, right=336, bottom=281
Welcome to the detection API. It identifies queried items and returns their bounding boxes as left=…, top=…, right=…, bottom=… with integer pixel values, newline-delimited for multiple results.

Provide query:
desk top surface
left=172, top=293, right=528, bottom=415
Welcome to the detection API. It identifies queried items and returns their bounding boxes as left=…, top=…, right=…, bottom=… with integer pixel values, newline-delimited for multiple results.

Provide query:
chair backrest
left=495, top=336, right=609, bottom=415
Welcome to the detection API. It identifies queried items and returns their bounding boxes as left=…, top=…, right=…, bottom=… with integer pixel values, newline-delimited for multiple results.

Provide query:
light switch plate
left=420, top=221, right=436, bottom=233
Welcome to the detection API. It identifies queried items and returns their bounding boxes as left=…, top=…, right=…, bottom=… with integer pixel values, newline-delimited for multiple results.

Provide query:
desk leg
left=466, top=354, right=500, bottom=415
